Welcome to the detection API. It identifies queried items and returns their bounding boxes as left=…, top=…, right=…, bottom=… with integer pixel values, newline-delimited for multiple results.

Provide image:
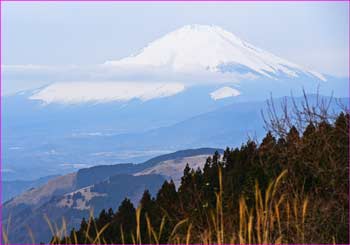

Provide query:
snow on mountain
left=28, top=24, right=326, bottom=105
left=210, top=86, right=241, bottom=100
left=29, top=82, right=185, bottom=104
left=106, top=24, right=326, bottom=81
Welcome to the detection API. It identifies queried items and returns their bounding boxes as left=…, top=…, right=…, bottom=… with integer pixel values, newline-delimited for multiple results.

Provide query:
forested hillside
left=52, top=99, right=349, bottom=244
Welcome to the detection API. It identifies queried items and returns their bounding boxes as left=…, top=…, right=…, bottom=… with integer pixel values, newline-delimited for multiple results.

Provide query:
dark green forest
left=52, top=104, right=349, bottom=244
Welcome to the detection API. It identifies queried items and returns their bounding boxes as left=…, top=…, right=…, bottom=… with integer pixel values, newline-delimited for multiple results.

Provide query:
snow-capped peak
left=27, top=24, right=326, bottom=105
left=106, top=24, right=326, bottom=81
left=210, top=87, right=241, bottom=100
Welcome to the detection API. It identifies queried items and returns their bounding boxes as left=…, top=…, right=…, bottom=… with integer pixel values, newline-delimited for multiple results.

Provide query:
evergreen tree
left=139, top=190, right=157, bottom=243
left=112, top=198, right=136, bottom=244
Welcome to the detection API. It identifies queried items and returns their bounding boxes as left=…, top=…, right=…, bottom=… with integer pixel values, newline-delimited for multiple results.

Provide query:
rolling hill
left=2, top=148, right=220, bottom=243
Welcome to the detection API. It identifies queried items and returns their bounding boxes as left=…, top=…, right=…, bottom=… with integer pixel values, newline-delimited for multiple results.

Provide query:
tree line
left=52, top=96, right=349, bottom=244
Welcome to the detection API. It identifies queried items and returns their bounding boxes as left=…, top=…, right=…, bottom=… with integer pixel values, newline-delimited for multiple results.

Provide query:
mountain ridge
left=27, top=24, right=326, bottom=105
left=2, top=148, right=220, bottom=243
left=107, top=24, right=325, bottom=80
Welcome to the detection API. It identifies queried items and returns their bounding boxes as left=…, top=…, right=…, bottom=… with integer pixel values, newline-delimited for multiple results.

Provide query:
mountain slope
left=135, top=154, right=214, bottom=187
left=2, top=148, right=220, bottom=243
left=29, top=24, right=326, bottom=105
left=100, top=95, right=349, bottom=150
left=6, top=174, right=165, bottom=244
left=141, top=147, right=222, bottom=167
left=107, top=24, right=325, bottom=81
left=2, top=175, right=59, bottom=202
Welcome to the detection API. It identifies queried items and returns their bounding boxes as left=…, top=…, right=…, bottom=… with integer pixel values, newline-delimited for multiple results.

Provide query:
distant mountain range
left=2, top=175, right=59, bottom=202
left=2, top=148, right=222, bottom=244
left=3, top=93, right=348, bottom=181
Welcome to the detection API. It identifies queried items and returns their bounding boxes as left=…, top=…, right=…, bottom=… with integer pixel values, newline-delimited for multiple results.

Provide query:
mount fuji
left=26, top=24, right=331, bottom=105
left=107, top=24, right=325, bottom=80
left=3, top=24, right=347, bottom=180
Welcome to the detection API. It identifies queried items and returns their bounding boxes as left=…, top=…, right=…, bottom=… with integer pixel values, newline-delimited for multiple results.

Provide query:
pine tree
left=112, top=198, right=136, bottom=244
left=156, top=180, right=179, bottom=219
left=286, top=126, right=300, bottom=146
left=139, top=190, right=157, bottom=243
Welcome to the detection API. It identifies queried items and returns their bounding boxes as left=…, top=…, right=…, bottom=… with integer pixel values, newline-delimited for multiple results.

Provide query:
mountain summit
left=28, top=24, right=327, bottom=104
left=107, top=24, right=325, bottom=81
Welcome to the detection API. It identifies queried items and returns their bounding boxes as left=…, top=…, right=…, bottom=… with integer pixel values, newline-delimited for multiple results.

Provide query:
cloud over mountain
left=5, top=24, right=326, bottom=103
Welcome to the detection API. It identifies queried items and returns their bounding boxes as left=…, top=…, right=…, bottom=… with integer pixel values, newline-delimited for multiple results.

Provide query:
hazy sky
left=2, top=2, right=349, bottom=93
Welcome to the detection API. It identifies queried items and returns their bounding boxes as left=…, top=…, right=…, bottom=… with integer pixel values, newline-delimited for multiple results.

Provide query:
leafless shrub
left=261, top=88, right=348, bottom=138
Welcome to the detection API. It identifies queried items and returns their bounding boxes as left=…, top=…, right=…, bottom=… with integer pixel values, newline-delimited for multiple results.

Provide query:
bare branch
left=261, top=89, right=347, bottom=138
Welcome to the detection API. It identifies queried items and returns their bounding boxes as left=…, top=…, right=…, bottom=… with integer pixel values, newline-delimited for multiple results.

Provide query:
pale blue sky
left=2, top=1, right=349, bottom=93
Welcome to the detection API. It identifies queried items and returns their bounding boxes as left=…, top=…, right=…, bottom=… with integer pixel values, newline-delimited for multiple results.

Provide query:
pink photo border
left=0, top=0, right=348, bottom=244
